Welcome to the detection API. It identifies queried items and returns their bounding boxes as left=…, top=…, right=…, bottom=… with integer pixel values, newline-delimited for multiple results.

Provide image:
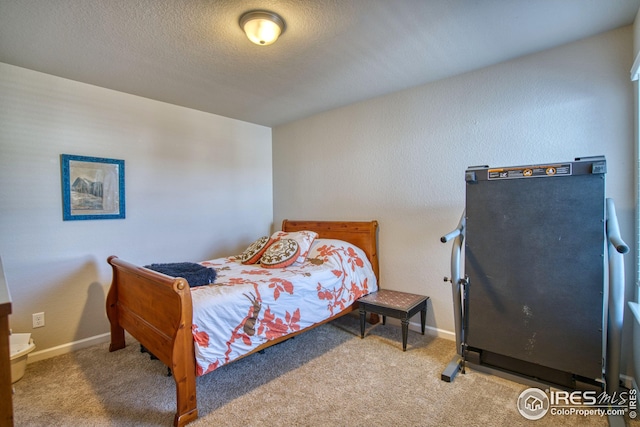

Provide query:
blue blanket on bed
left=144, top=262, right=216, bottom=287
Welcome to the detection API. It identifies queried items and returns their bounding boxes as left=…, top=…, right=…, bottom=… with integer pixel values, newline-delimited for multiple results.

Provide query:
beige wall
left=0, top=63, right=273, bottom=356
left=1, top=22, right=636, bottom=382
left=273, top=26, right=636, bottom=376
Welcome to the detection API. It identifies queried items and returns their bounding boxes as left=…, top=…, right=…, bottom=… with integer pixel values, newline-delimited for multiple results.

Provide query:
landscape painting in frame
left=61, top=154, right=125, bottom=220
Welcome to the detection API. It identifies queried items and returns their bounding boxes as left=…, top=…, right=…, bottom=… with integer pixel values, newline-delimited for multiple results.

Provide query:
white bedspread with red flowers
left=191, top=238, right=377, bottom=376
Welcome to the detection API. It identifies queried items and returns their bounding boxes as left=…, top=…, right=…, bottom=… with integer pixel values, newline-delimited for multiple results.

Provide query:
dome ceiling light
left=239, top=10, right=286, bottom=46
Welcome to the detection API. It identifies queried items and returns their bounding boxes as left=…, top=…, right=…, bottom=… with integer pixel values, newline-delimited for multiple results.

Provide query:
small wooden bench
left=358, top=290, right=429, bottom=351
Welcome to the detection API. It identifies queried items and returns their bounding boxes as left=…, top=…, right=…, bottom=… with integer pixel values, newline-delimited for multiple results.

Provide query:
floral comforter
left=191, top=238, right=377, bottom=376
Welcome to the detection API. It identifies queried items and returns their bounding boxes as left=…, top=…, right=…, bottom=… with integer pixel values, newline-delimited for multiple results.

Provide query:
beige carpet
left=12, top=314, right=638, bottom=426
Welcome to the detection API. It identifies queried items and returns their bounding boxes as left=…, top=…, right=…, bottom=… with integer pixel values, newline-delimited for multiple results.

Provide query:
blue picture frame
left=61, top=154, right=125, bottom=221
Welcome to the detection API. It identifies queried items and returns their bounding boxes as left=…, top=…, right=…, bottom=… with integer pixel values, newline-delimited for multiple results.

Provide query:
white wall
left=273, top=26, right=636, bottom=376
left=0, top=63, right=273, bottom=354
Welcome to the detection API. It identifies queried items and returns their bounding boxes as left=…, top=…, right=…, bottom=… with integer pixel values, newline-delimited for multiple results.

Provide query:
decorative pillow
left=260, top=239, right=300, bottom=269
left=239, top=236, right=272, bottom=265
left=269, top=230, right=318, bottom=265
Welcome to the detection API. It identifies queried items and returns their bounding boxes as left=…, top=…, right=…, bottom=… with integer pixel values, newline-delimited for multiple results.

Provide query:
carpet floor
left=11, top=314, right=639, bottom=426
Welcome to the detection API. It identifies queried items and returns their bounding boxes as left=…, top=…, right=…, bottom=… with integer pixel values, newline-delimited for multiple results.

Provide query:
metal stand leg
left=441, top=211, right=466, bottom=382
left=441, top=355, right=463, bottom=382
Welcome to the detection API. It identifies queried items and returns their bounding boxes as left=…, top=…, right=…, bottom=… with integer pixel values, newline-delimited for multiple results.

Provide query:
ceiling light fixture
left=239, top=10, right=285, bottom=46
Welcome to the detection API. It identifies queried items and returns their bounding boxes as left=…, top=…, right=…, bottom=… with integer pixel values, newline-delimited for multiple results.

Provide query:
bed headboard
left=281, top=219, right=379, bottom=282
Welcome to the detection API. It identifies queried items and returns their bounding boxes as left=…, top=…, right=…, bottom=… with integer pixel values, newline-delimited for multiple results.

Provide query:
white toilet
left=10, top=333, right=36, bottom=383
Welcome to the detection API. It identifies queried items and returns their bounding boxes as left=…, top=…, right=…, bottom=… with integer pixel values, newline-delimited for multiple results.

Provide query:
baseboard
left=26, top=332, right=111, bottom=364
left=24, top=321, right=453, bottom=364
left=423, top=324, right=456, bottom=341
left=398, top=318, right=456, bottom=341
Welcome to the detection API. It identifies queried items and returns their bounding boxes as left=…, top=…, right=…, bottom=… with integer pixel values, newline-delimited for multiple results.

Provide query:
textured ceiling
left=1, top=0, right=639, bottom=127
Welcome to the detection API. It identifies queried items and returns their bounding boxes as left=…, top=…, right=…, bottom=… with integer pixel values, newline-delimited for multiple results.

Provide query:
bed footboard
left=106, top=256, right=198, bottom=427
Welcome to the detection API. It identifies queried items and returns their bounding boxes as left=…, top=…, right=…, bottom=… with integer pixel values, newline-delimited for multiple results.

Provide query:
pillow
left=260, top=239, right=300, bottom=268
left=269, top=230, right=318, bottom=265
left=239, top=236, right=272, bottom=265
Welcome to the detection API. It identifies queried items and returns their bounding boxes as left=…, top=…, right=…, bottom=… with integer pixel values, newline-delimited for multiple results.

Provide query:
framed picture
left=60, top=154, right=125, bottom=220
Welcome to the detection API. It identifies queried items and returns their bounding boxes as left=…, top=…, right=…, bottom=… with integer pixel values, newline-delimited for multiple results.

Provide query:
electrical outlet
left=32, top=312, right=45, bottom=328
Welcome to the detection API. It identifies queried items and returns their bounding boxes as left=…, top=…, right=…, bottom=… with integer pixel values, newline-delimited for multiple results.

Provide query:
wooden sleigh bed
left=106, top=220, right=379, bottom=426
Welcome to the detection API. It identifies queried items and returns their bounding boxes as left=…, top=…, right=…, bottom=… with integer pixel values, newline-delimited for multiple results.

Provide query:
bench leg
left=401, top=318, right=409, bottom=351
left=421, top=306, right=426, bottom=335
left=359, top=308, right=366, bottom=338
